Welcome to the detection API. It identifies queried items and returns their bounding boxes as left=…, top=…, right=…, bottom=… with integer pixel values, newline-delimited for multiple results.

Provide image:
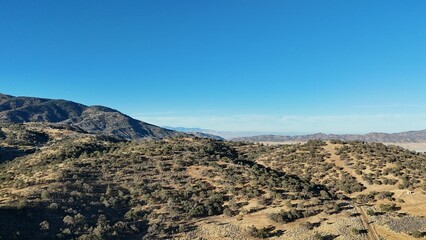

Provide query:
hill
left=0, top=94, right=181, bottom=140
left=0, top=124, right=425, bottom=239
left=0, top=123, right=334, bottom=239
left=232, top=130, right=426, bottom=143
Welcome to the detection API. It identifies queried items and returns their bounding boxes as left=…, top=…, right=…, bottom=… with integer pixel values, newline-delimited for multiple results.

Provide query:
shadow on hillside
left=0, top=205, right=63, bottom=240
left=0, top=198, right=148, bottom=240
left=0, top=146, right=34, bottom=163
left=321, top=234, right=340, bottom=240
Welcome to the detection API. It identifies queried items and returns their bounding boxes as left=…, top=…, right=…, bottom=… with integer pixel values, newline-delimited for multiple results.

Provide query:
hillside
left=0, top=124, right=425, bottom=239
left=0, top=94, right=181, bottom=140
left=232, top=130, right=426, bottom=143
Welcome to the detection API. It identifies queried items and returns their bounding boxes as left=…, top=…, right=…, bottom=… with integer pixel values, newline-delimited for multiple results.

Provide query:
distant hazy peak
left=232, top=130, right=426, bottom=143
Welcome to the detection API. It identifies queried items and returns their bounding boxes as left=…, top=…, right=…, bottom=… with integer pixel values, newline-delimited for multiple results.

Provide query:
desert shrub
left=39, top=221, right=50, bottom=231
left=247, top=226, right=273, bottom=239
left=379, top=203, right=399, bottom=212
left=269, top=209, right=318, bottom=223
left=351, top=227, right=364, bottom=235
left=376, top=191, right=394, bottom=201
left=412, top=231, right=425, bottom=238
left=339, top=174, right=365, bottom=194
left=223, top=207, right=236, bottom=217
left=300, top=222, right=314, bottom=230
left=313, top=232, right=329, bottom=240
left=366, top=209, right=376, bottom=216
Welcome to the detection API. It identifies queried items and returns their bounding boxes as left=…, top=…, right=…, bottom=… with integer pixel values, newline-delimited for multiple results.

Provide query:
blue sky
left=1, top=1, right=426, bottom=133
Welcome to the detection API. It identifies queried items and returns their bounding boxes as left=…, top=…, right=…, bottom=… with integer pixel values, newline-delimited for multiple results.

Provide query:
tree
left=63, top=215, right=75, bottom=226
left=247, top=226, right=273, bottom=239
left=74, top=213, right=86, bottom=225
left=40, top=221, right=49, bottom=231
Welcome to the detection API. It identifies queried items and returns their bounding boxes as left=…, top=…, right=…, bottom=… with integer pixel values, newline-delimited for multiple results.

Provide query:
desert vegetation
left=0, top=123, right=425, bottom=239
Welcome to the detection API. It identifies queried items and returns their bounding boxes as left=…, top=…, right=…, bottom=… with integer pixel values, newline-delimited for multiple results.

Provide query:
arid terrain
left=0, top=94, right=425, bottom=240
left=4, top=1, right=426, bottom=239
left=0, top=122, right=425, bottom=239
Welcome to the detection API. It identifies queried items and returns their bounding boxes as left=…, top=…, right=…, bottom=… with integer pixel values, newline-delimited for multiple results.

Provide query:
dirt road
left=354, top=204, right=380, bottom=240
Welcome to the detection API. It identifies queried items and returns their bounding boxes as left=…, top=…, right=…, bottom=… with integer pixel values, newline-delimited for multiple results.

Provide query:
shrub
left=379, top=203, right=399, bottom=212
left=351, top=227, right=362, bottom=235
left=412, top=231, right=425, bottom=238
left=247, top=226, right=273, bottom=239
left=269, top=209, right=318, bottom=223
left=366, top=209, right=376, bottom=216
left=40, top=221, right=50, bottom=231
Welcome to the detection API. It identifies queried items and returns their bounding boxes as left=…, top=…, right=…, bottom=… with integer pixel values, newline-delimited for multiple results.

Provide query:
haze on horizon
left=2, top=1, right=426, bottom=134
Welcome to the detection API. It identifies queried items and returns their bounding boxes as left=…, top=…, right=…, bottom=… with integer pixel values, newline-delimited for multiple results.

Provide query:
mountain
left=163, top=126, right=225, bottom=140
left=0, top=93, right=182, bottom=140
left=232, top=130, right=426, bottom=143
left=187, top=132, right=225, bottom=140
left=163, top=126, right=209, bottom=132
left=162, top=126, right=285, bottom=140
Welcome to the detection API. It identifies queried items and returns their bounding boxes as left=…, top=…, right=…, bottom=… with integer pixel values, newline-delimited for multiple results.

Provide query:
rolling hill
left=0, top=123, right=425, bottom=239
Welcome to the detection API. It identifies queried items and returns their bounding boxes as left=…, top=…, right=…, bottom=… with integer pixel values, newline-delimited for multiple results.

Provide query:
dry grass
left=396, top=190, right=426, bottom=216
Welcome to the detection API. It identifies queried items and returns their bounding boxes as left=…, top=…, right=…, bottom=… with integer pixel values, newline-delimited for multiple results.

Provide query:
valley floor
left=260, top=141, right=426, bottom=153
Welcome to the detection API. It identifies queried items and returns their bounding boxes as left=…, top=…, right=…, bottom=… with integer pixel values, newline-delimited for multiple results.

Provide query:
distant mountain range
left=162, top=126, right=225, bottom=140
left=0, top=93, right=181, bottom=140
left=4, top=93, right=426, bottom=143
left=162, top=126, right=287, bottom=140
left=232, top=130, right=426, bottom=143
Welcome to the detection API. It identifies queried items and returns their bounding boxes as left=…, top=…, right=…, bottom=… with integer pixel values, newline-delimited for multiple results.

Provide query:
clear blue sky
left=1, top=1, right=426, bottom=133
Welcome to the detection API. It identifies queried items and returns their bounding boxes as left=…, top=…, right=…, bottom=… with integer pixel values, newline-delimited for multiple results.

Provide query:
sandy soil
left=384, top=142, right=426, bottom=152
left=395, top=190, right=426, bottom=217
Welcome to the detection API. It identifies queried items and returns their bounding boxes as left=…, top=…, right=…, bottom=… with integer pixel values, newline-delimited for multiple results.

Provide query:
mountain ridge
left=232, top=130, right=426, bottom=143
left=162, top=126, right=288, bottom=140
left=163, top=126, right=225, bottom=140
left=0, top=93, right=181, bottom=140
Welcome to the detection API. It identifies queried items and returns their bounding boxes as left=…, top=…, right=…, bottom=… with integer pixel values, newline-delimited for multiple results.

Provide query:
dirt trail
left=322, top=143, right=370, bottom=187
left=354, top=204, right=380, bottom=240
